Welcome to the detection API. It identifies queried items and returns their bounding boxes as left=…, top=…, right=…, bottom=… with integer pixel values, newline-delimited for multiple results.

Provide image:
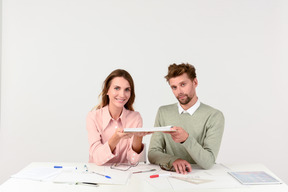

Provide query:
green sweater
left=148, top=102, right=224, bottom=169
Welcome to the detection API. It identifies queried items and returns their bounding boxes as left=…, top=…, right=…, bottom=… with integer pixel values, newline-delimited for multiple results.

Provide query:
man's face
left=169, top=73, right=198, bottom=108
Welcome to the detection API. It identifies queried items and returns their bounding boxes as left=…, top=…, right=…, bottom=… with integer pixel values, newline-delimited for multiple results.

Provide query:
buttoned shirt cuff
left=98, top=142, right=116, bottom=165
left=129, top=144, right=144, bottom=165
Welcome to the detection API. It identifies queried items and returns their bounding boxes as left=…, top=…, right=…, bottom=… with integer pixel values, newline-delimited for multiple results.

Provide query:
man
left=148, top=63, right=224, bottom=175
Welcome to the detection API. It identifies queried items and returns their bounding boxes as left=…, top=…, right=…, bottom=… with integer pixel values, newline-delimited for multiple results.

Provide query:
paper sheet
left=53, top=168, right=131, bottom=185
left=11, top=167, right=62, bottom=181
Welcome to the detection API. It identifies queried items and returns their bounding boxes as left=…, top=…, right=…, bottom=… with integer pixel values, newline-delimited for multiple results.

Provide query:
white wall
left=1, top=0, right=288, bottom=184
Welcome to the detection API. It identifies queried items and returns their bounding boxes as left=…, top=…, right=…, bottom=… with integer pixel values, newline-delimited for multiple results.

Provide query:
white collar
left=178, top=99, right=200, bottom=115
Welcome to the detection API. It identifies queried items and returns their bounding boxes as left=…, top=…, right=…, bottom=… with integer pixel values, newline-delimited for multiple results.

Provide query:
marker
left=150, top=173, right=171, bottom=178
left=54, top=166, right=77, bottom=170
left=92, top=172, right=111, bottom=179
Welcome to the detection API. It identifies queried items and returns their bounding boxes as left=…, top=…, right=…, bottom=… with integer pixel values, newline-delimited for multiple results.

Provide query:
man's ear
left=193, top=78, right=198, bottom=87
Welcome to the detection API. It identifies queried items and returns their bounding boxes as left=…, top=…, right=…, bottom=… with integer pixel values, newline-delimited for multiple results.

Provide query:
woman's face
left=107, top=77, right=131, bottom=110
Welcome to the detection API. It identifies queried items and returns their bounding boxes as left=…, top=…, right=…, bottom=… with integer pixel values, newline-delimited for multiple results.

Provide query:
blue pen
left=92, top=172, right=111, bottom=179
left=54, top=166, right=77, bottom=170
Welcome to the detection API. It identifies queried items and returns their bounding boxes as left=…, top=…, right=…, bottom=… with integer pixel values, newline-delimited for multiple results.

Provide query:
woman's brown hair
left=96, top=69, right=135, bottom=111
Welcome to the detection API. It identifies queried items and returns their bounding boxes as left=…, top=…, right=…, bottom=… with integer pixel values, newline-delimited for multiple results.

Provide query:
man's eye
left=181, top=83, right=185, bottom=87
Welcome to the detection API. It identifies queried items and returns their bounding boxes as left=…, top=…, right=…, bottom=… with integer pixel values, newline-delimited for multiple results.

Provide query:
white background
left=1, top=0, right=288, bottom=184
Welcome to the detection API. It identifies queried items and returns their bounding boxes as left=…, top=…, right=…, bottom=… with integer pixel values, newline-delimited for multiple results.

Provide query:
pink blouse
left=86, top=105, right=144, bottom=165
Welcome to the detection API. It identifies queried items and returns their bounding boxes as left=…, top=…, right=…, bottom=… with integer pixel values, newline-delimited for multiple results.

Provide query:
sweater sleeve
left=148, top=109, right=179, bottom=166
left=182, top=111, right=225, bottom=169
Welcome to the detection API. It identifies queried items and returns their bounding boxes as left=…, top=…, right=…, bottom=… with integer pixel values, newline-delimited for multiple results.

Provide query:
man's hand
left=172, top=159, right=192, bottom=174
left=167, top=126, right=189, bottom=143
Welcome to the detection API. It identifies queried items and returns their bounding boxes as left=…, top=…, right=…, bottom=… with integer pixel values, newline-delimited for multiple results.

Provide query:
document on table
left=124, top=126, right=175, bottom=133
left=11, top=167, right=62, bottom=181
left=10, top=164, right=131, bottom=185
left=145, top=164, right=243, bottom=190
left=170, top=176, right=214, bottom=184
left=52, top=168, right=131, bottom=185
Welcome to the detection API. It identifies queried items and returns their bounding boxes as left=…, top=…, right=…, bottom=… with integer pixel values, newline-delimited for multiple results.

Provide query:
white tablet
left=123, top=126, right=175, bottom=133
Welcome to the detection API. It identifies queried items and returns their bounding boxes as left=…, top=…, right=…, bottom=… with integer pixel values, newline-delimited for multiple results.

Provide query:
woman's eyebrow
left=113, top=84, right=131, bottom=89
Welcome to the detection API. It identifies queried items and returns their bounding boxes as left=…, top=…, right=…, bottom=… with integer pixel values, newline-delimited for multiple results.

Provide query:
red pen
left=150, top=173, right=171, bottom=178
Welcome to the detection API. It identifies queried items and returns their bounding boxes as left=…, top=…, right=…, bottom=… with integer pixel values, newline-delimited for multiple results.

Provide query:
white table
left=0, top=162, right=287, bottom=192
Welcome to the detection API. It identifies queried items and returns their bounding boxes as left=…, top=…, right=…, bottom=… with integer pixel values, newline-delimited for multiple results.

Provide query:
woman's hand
left=131, top=132, right=152, bottom=154
left=132, top=132, right=153, bottom=138
left=114, top=128, right=133, bottom=140
left=108, top=128, right=133, bottom=152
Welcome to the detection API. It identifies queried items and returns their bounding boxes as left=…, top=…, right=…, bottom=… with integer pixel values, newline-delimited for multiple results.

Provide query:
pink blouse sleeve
left=126, top=112, right=144, bottom=164
left=86, top=111, right=116, bottom=165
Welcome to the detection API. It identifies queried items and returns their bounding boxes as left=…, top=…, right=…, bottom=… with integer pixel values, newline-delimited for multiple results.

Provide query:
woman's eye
left=125, top=88, right=131, bottom=92
left=115, top=87, right=120, bottom=90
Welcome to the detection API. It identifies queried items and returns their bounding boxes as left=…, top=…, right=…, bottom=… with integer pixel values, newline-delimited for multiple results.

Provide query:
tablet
left=228, top=171, right=282, bottom=185
left=123, top=126, right=175, bottom=133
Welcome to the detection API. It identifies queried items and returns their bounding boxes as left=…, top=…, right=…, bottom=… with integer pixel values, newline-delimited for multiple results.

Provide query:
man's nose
left=178, top=87, right=184, bottom=94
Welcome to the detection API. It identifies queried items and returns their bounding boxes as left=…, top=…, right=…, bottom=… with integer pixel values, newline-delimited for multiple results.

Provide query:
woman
left=86, top=69, right=147, bottom=165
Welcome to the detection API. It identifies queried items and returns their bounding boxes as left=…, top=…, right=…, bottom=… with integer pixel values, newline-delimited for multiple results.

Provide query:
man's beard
left=177, top=94, right=192, bottom=105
